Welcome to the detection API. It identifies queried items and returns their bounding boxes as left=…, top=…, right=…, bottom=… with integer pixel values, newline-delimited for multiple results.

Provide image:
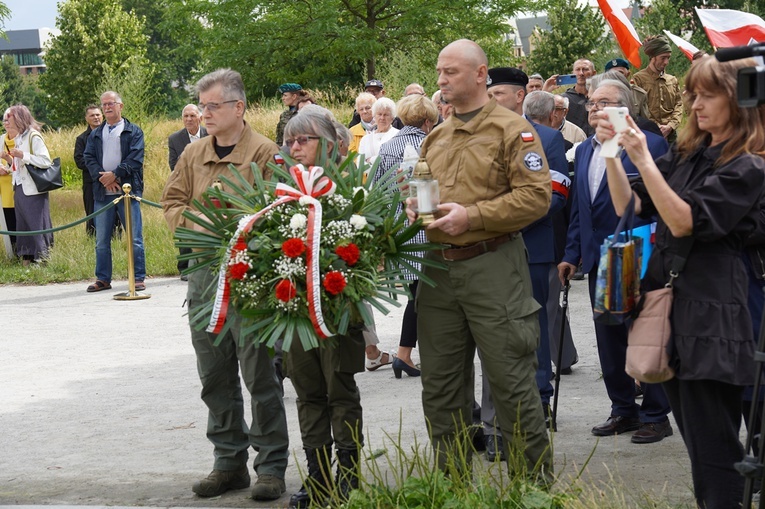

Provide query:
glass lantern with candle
left=409, top=157, right=440, bottom=227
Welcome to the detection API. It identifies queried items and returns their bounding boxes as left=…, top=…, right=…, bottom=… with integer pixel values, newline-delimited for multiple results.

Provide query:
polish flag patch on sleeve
left=273, top=154, right=285, bottom=165
left=521, top=131, right=535, bottom=142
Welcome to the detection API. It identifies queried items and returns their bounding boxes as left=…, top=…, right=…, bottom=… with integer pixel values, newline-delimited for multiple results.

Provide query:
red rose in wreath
left=323, top=271, right=347, bottom=295
left=229, top=262, right=249, bottom=280
left=335, top=243, right=360, bottom=266
left=282, top=238, right=306, bottom=258
left=275, top=279, right=297, bottom=302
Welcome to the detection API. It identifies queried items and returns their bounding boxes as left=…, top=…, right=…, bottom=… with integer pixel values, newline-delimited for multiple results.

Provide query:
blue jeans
left=94, top=196, right=145, bottom=282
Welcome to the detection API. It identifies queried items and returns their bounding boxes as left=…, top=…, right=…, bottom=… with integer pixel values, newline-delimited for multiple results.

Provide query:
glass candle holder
left=409, top=158, right=440, bottom=227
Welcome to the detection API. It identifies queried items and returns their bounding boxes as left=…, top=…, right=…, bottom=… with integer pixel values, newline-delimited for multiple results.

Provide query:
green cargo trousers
left=285, top=327, right=365, bottom=450
left=187, top=268, right=290, bottom=476
left=417, top=236, right=552, bottom=477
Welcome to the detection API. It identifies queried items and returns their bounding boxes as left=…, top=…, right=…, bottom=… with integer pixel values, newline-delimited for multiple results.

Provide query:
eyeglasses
left=285, top=135, right=320, bottom=146
left=101, top=101, right=121, bottom=108
left=585, top=100, right=621, bottom=111
left=198, top=100, right=238, bottom=112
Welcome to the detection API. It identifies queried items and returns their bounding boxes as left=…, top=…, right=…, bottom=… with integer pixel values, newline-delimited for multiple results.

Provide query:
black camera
left=716, top=42, right=765, bottom=107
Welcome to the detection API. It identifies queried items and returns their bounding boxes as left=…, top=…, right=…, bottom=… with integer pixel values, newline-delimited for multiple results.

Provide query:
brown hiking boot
left=192, top=467, right=250, bottom=497
left=251, top=474, right=286, bottom=501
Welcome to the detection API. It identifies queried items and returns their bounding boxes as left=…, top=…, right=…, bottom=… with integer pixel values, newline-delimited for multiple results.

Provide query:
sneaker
left=251, top=474, right=286, bottom=501
left=192, top=467, right=250, bottom=497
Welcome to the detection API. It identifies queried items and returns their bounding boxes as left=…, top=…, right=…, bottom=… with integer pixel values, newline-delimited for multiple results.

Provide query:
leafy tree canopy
left=120, top=0, right=204, bottom=115
left=190, top=0, right=525, bottom=102
left=39, top=0, right=150, bottom=127
left=526, top=0, right=608, bottom=79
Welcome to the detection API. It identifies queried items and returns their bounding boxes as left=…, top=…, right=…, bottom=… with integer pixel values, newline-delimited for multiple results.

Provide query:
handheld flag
left=663, top=30, right=701, bottom=60
left=598, top=0, right=643, bottom=68
left=695, top=8, right=765, bottom=48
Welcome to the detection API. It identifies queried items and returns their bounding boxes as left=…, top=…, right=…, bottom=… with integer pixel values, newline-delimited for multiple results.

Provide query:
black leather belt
left=438, top=233, right=518, bottom=262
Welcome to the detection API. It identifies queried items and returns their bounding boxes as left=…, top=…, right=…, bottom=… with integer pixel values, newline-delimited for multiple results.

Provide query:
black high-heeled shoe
left=392, top=358, right=421, bottom=378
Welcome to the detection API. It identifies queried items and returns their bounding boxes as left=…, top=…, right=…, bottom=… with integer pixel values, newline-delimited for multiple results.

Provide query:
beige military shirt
left=632, top=67, right=683, bottom=131
left=162, top=122, right=277, bottom=234
left=420, top=99, right=551, bottom=246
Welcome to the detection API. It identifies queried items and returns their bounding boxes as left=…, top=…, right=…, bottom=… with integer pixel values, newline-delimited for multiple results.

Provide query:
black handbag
left=27, top=158, right=62, bottom=192
left=26, top=133, right=62, bottom=192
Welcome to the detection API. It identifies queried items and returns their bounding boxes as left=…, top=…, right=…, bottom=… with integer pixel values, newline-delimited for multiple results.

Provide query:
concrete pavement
left=0, top=276, right=694, bottom=507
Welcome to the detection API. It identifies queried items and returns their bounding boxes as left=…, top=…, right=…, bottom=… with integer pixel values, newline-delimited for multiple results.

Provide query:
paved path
left=0, top=277, right=695, bottom=507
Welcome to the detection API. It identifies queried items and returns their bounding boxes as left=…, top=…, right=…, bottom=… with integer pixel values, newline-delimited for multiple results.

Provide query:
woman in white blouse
left=357, top=97, right=398, bottom=165
left=0, top=104, right=53, bottom=265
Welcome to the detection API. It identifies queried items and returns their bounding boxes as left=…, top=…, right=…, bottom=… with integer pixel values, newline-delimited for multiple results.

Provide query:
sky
left=4, top=0, right=59, bottom=30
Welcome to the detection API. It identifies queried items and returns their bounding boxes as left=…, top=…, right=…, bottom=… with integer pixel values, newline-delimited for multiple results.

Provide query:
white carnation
left=350, top=214, right=367, bottom=230
left=290, top=213, right=307, bottom=230
left=565, top=142, right=581, bottom=163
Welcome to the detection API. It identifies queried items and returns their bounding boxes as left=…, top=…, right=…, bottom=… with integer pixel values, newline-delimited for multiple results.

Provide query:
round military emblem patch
left=524, top=152, right=543, bottom=171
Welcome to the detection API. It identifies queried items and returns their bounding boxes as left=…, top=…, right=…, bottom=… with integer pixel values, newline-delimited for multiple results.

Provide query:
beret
left=487, top=67, right=529, bottom=88
left=642, top=35, right=672, bottom=58
left=278, top=83, right=302, bottom=94
left=605, top=58, right=630, bottom=71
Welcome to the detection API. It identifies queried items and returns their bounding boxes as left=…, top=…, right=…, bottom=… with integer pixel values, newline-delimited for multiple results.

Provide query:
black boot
left=288, top=446, right=333, bottom=509
left=335, top=448, right=360, bottom=501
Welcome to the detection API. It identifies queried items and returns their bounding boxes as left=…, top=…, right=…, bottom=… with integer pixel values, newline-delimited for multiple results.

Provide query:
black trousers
left=399, top=280, right=418, bottom=348
left=663, top=377, right=745, bottom=509
left=82, top=179, right=95, bottom=236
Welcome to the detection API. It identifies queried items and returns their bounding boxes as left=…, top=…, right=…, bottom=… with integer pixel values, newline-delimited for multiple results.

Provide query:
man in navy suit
left=478, top=68, right=570, bottom=459
left=168, top=104, right=208, bottom=279
left=558, top=78, right=673, bottom=443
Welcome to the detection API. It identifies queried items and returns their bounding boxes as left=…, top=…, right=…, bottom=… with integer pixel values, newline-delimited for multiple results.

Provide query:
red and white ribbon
left=207, top=165, right=337, bottom=339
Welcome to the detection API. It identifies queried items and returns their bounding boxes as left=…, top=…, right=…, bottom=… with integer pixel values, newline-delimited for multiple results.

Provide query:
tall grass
left=0, top=103, right=351, bottom=285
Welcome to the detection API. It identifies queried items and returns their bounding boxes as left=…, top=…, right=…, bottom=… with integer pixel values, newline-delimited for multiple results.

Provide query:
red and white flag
left=663, top=30, right=700, bottom=61
left=597, top=0, right=642, bottom=68
left=695, top=8, right=765, bottom=48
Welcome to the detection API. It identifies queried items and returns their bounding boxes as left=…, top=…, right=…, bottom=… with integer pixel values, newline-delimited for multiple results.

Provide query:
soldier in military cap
left=407, top=40, right=552, bottom=481
left=632, top=35, right=683, bottom=142
left=604, top=58, right=651, bottom=119
left=275, top=83, right=306, bottom=146
left=485, top=66, right=528, bottom=112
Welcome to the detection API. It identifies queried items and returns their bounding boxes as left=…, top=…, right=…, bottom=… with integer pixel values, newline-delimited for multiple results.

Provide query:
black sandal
left=87, top=280, right=112, bottom=293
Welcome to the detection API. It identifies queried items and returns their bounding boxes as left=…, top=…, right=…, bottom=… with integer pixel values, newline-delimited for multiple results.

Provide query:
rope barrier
left=0, top=194, right=162, bottom=236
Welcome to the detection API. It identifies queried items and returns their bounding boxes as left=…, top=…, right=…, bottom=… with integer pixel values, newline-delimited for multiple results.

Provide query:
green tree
left=121, top=0, right=204, bottom=115
left=192, top=0, right=524, bottom=101
left=0, top=56, right=48, bottom=123
left=39, top=0, right=150, bottom=127
left=526, top=0, right=608, bottom=78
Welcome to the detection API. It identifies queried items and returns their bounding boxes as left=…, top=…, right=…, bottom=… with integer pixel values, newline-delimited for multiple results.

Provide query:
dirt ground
left=0, top=276, right=699, bottom=508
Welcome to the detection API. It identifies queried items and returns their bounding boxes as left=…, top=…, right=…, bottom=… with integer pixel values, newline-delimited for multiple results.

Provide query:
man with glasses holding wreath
left=161, top=68, right=289, bottom=502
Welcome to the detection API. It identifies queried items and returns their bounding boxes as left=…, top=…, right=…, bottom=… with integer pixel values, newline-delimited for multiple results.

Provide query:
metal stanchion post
left=114, top=183, right=150, bottom=301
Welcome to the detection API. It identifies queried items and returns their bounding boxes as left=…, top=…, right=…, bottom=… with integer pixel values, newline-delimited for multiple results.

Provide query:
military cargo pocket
left=505, top=296, right=541, bottom=358
left=336, top=326, right=366, bottom=374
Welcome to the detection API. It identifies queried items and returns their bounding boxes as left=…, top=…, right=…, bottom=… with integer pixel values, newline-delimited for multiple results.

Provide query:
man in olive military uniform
left=406, top=39, right=552, bottom=480
left=632, top=35, right=683, bottom=143
left=275, top=82, right=303, bottom=146
left=162, top=69, right=289, bottom=502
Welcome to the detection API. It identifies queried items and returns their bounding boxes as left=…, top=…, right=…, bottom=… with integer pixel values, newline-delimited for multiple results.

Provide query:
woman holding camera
left=597, top=56, right=765, bottom=508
